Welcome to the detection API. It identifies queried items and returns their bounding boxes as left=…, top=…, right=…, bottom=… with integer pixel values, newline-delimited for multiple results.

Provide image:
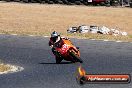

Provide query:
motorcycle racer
left=49, top=31, right=70, bottom=63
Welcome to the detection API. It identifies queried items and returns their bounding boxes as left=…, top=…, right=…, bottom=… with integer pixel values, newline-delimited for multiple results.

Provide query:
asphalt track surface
left=0, top=34, right=132, bottom=88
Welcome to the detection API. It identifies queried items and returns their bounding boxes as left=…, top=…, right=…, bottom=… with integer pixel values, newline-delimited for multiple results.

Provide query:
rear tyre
left=69, top=51, right=83, bottom=63
left=48, top=1, right=54, bottom=4
left=41, top=1, right=46, bottom=4
left=22, top=0, right=29, bottom=3
left=62, top=0, right=69, bottom=4
left=58, top=0, right=64, bottom=4
left=75, top=1, right=81, bottom=5
left=45, top=0, right=49, bottom=3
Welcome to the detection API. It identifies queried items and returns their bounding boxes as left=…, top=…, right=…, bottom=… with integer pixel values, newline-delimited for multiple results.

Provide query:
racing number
left=61, top=44, right=68, bottom=53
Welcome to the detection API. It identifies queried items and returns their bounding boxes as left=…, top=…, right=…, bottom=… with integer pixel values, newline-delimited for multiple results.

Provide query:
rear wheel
left=75, top=1, right=82, bottom=5
left=58, top=0, right=64, bottom=4
left=48, top=1, right=54, bottom=4
left=62, top=0, right=69, bottom=4
left=69, top=51, right=83, bottom=63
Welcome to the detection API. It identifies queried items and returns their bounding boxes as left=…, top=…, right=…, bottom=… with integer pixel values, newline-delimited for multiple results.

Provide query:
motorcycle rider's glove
left=50, top=45, right=53, bottom=48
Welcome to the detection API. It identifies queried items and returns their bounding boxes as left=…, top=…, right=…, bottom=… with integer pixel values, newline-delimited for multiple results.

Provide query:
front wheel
left=55, top=57, right=63, bottom=64
left=69, top=51, right=83, bottom=63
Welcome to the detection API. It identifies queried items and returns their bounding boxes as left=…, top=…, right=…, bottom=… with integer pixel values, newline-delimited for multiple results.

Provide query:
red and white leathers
left=49, top=36, right=70, bottom=61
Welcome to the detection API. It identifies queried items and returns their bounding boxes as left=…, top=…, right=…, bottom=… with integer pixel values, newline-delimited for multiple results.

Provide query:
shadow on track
left=39, top=62, right=73, bottom=64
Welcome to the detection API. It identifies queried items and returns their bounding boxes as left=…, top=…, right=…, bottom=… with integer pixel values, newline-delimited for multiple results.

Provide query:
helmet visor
left=51, top=36, right=58, bottom=42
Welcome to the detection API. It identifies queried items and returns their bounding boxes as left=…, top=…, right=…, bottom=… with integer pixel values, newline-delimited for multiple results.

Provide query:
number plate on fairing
left=60, top=44, right=69, bottom=54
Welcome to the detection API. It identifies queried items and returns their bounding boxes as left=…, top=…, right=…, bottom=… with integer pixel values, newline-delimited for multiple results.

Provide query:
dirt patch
left=0, top=63, right=24, bottom=74
left=0, top=64, right=11, bottom=72
left=0, top=2, right=132, bottom=41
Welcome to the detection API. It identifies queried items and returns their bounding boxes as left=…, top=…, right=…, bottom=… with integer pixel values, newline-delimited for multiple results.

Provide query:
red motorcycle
left=53, top=38, right=83, bottom=63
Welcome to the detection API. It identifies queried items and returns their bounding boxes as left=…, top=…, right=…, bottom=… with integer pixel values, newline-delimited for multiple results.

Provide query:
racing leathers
left=49, top=36, right=70, bottom=63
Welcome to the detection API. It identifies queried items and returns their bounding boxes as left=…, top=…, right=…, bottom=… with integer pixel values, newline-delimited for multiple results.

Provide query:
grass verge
left=0, top=30, right=132, bottom=42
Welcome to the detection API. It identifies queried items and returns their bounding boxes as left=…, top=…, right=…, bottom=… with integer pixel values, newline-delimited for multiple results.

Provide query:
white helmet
left=51, top=31, right=60, bottom=37
left=51, top=31, right=60, bottom=43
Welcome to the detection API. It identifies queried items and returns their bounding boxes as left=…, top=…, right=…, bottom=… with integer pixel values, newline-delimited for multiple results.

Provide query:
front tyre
left=55, top=57, right=63, bottom=64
